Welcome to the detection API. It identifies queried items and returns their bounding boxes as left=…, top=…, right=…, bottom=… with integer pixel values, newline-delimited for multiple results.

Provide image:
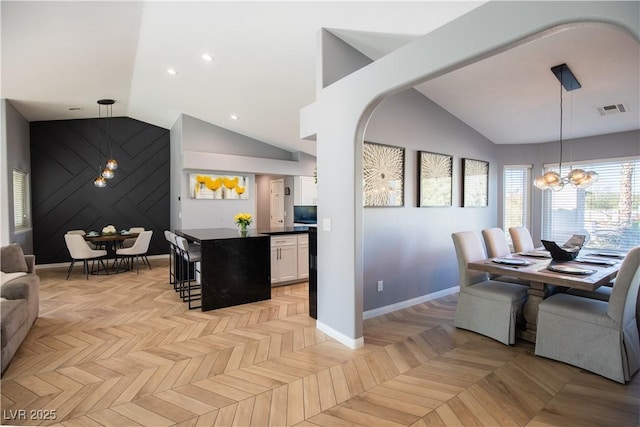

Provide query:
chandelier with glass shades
left=94, top=99, right=119, bottom=188
left=534, top=64, right=598, bottom=191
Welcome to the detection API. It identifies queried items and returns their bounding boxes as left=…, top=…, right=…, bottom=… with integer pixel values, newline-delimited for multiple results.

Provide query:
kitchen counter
left=175, top=228, right=271, bottom=311
left=257, top=226, right=311, bottom=235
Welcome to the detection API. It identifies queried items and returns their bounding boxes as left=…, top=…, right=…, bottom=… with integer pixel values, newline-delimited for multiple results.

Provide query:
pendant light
left=94, top=99, right=118, bottom=187
left=99, top=99, right=118, bottom=178
left=534, top=64, right=598, bottom=191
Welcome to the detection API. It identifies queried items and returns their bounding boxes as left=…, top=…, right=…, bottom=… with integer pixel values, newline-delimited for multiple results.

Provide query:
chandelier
left=534, top=64, right=598, bottom=191
left=94, top=99, right=119, bottom=187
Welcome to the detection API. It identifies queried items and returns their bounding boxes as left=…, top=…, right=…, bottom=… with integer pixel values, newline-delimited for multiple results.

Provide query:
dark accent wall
left=30, top=117, right=170, bottom=264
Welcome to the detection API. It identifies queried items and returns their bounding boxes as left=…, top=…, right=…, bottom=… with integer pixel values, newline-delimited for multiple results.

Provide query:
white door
left=270, top=179, right=285, bottom=228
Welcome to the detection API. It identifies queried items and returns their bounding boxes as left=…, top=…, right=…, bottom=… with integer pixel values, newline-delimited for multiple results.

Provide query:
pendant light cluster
left=93, top=99, right=119, bottom=188
left=534, top=64, right=598, bottom=191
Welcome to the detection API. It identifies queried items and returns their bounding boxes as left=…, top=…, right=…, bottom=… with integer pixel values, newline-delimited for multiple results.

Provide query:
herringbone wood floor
left=1, top=258, right=638, bottom=426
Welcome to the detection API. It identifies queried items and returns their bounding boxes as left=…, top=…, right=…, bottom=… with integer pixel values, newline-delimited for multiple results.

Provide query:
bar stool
left=164, top=230, right=177, bottom=287
left=175, top=236, right=202, bottom=310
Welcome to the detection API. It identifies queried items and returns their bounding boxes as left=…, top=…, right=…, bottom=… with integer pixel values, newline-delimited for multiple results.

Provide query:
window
left=503, top=165, right=532, bottom=245
left=541, top=157, right=640, bottom=251
left=12, top=169, right=30, bottom=231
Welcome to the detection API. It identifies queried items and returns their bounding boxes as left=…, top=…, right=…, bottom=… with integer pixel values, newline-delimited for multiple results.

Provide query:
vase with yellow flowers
left=234, top=212, right=253, bottom=234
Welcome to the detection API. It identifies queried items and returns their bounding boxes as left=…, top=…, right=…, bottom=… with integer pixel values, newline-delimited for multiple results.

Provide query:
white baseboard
left=363, top=286, right=460, bottom=320
left=315, top=320, right=364, bottom=349
left=36, top=254, right=169, bottom=270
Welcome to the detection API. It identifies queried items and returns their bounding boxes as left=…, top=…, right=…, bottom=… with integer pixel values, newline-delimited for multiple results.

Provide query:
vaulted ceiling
left=2, top=1, right=638, bottom=156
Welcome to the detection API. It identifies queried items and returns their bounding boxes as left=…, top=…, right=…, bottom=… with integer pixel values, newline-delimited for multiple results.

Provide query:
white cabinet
left=297, top=234, right=309, bottom=279
left=294, top=176, right=317, bottom=205
left=271, top=235, right=298, bottom=283
left=271, top=233, right=310, bottom=284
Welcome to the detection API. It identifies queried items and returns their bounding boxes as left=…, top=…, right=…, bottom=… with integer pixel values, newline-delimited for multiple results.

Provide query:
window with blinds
left=503, top=165, right=532, bottom=244
left=541, top=156, right=640, bottom=251
left=12, top=169, right=29, bottom=231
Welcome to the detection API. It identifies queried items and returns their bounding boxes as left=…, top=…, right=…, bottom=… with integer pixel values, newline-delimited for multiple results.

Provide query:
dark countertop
left=176, top=227, right=310, bottom=241
left=258, top=226, right=311, bottom=235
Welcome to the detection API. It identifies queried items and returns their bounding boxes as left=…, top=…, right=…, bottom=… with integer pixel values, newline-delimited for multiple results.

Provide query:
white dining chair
left=482, top=227, right=529, bottom=286
left=509, top=226, right=536, bottom=253
left=535, top=246, right=640, bottom=384
left=116, top=230, right=153, bottom=274
left=452, top=231, right=528, bottom=345
left=64, top=234, right=108, bottom=279
left=121, top=227, right=145, bottom=248
left=66, top=229, right=100, bottom=250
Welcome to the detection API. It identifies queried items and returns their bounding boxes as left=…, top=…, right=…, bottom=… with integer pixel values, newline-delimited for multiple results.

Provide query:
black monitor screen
left=294, top=205, right=317, bottom=224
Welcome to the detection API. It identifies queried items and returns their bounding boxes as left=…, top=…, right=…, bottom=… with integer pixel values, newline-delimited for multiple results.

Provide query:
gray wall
left=497, top=130, right=640, bottom=246
left=363, top=89, right=498, bottom=311
left=321, top=29, right=372, bottom=89
left=1, top=100, right=32, bottom=253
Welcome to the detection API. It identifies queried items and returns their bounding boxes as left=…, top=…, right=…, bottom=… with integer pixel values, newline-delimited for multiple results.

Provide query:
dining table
left=83, top=231, right=139, bottom=273
left=468, top=249, right=623, bottom=342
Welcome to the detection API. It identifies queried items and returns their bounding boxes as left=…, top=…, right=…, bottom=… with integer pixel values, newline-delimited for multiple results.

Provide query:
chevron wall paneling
left=30, top=117, right=170, bottom=264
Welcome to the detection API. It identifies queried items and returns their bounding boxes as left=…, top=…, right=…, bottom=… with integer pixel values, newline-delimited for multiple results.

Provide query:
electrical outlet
left=377, top=280, right=383, bottom=292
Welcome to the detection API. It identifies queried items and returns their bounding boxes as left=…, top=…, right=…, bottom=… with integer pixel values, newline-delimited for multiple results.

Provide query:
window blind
left=12, top=169, right=28, bottom=230
left=503, top=165, right=532, bottom=244
left=541, top=157, right=640, bottom=251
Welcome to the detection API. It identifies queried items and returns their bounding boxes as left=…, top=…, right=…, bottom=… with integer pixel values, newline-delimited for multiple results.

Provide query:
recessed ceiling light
left=230, top=114, right=238, bottom=120
left=167, top=68, right=178, bottom=76
left=201, top=53, right=214, bottom=62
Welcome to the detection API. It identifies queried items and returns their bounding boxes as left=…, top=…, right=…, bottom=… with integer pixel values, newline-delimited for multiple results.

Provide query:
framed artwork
left=190, top=174, right=250, bottom=199
left=363, top=141, right=405, bottom=207
left=418, top=151, right=453, bottom=207
left=462, top=158, right=489, bottom=207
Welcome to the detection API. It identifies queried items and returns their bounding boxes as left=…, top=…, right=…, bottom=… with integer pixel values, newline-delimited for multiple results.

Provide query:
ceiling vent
left=597, top=103, right=628, bottom=116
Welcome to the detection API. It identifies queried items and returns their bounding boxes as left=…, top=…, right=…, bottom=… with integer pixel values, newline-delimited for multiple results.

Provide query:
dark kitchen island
left=175, top=228, right=271, bottom=311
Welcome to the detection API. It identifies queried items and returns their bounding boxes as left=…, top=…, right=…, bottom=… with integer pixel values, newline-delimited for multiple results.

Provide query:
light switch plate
left=323, top=218, right=331, bottom=231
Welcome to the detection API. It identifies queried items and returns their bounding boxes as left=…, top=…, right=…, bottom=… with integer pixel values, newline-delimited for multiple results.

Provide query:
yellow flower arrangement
left=234, top=212, right=252, bottom=230
left=236, top=185, right=246, bottom=195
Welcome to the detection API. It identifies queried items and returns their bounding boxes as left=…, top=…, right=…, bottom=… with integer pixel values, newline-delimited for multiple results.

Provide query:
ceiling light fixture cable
left=534, top=64, right=598, bottom=191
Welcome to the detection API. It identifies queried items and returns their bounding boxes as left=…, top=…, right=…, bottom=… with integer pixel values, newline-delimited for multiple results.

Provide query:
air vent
left=597, top=103, right=628, bottom=116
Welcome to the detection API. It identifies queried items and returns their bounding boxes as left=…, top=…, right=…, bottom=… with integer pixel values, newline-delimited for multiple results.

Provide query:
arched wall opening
left=309, top=1, right=639, bottom=348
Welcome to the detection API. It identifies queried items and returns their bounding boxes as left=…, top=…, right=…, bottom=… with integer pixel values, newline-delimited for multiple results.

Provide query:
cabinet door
left=294, top=176, right=317, bottom=206
left=270, top=247, right=279, bottom=284
left=278, top=245, right=298, bottom=282
left=297, top=242, right=309, bottom=279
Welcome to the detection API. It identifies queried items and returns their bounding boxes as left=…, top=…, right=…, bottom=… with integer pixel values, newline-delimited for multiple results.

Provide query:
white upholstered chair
left=67, top=229, right=100, bottom=249
left=121, top=227, right=145, bottom=248
left=508, top=226, right=535, bottom=253
left=482, top=227, right=529, bottom=286
left=482, top=228, right=512, bottom=258
left=535, top=246, right=640, bottom=384
left=116, top=230, right=153, bottom=274
left=64, top=234, right=108, bottom=279
left=452, top=231, right=528, bottom=345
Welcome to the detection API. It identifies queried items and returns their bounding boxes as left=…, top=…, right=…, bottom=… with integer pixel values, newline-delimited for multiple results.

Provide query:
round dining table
left=83, top=231, right=140, bottom=273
